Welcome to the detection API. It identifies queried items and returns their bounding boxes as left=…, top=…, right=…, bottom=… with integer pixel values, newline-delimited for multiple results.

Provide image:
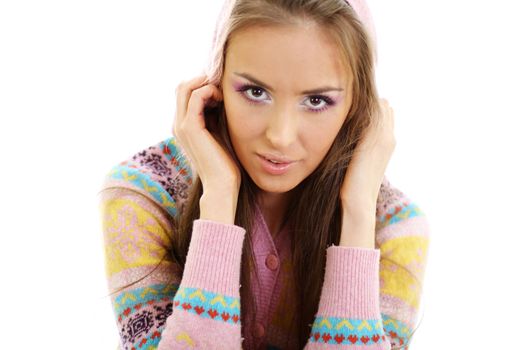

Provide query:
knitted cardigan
left=98, top=135, right=430, bottom=349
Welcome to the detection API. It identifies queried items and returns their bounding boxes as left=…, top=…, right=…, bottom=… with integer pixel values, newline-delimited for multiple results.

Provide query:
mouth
left=257, top=154, right=296, bottom=175
left=261, top=156, right=291, bottom=165
left=258, top=153, right=296, bottom=164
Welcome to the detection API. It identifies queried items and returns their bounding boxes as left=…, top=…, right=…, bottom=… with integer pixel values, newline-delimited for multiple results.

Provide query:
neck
left=256, top=190, right=294, bottom=237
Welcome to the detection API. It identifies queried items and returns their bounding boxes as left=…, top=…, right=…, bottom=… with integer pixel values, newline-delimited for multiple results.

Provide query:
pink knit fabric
left=179, top=219, right=245, bottom=296
left=99, top=6, right=423, bottom=350
left=99, top=135, right=430, bottom=349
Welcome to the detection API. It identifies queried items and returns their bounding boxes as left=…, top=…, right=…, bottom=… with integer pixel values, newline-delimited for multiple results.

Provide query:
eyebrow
left=233, top=72, right=344, bottom=95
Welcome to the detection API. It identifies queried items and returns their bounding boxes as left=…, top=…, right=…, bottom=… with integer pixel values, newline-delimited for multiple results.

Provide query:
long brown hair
left=178, top=0, right=380, bottom=347
left=107, top=0, right=417, bottom=348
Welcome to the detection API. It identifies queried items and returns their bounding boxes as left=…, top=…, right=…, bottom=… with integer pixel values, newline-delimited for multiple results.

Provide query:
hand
left=340, top=98, right=396, bottom=215
left=172, top=74, right=241, bottom=194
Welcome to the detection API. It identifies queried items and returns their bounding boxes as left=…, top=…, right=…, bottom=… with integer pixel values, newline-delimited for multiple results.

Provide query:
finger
left=174, top=75, right=209, bottom=134
left=185, top=84, right=223, bottom=130
left=176, top=75, right=208, bottom=125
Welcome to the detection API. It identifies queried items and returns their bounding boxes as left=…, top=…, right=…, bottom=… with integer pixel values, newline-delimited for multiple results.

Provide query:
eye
left=304, top=96, right=335, bottom=113
left=236, top=84, right=336, bottom=113
left=237, top=85, right=269, bottom=104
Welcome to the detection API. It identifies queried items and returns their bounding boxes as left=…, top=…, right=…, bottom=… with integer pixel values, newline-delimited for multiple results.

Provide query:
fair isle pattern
left=115, top=291, right=173, bottom=349
left=376, top=190, right=429, bottom=334
left=106, top=165, right=180, bottom=217
left=308, top=316, right=388, bottom=346
left=377, top=200, right=424, bottom=229
left=131, top=326, right=165, bottom=350
left=102, top=196, right=175, bottom=276
left=158, top=136, right=193, bottom=184
left=101, top=189, right=182, bottom=350
left=381, top=314, right=412, bottom=349
left=104, top=136, right=193, bottom=218
left=305, top=187, right=425, bottom=348
left=173, top=286, right=241, bottom=325
left=379, top=235, right=429, bottom=311
left=114, top=283, right=179, bottom=318
left=100, top=136, right=429, bottom=349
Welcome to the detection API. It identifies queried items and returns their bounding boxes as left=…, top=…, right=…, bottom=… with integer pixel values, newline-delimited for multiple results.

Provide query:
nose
left=265, top=107, right=299, bottom=149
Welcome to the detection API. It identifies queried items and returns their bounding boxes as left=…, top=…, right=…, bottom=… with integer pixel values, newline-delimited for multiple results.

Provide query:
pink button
left=265, top=254, right=279, bottom=271
left=253, top=322, right=265, bottom=338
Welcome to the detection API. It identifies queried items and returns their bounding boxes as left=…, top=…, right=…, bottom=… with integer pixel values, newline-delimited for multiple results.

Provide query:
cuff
left=316, top=245, right=381, bottom=319
left=179, top=219, right=246, bottom=297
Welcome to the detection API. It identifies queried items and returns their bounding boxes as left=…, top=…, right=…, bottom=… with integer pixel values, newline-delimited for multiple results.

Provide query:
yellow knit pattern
left=379, top=235, right=429, bottom=309
left=100, top=196, right=172, bottom=276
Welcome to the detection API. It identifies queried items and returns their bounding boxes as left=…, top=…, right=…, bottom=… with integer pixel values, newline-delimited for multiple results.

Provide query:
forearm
left=304, top=246, right=387, bottom=349
left=339, top=204, right=376, bottom=249
left=199, top=189, right=238, bottom=225
left=158, top=219, right=246, bottom=349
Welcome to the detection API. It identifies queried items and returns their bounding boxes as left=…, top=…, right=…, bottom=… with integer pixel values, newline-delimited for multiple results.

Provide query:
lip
left=257, top=154, right=295, bottom=175
left=258, top=153, right=296, bottom=163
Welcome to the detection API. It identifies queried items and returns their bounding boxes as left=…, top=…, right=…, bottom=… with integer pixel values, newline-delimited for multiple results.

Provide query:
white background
left=1, top=0, right=524, bottom=348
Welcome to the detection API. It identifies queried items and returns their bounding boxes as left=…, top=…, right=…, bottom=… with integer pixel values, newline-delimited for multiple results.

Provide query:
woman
left=99, top=0, right=430, bottom=349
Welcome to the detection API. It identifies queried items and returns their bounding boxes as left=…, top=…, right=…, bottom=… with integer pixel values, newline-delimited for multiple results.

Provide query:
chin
left=249, top=172, right=300, bottom=194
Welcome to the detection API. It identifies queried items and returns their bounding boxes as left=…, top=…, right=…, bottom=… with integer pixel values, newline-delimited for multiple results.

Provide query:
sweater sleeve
left=304, top=180, right=430, bottom=350
left=99, top=187, right=247, bottom=350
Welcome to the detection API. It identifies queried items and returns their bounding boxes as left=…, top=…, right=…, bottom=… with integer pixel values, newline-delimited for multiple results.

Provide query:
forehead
left=225, top=23, right=351, bottom=91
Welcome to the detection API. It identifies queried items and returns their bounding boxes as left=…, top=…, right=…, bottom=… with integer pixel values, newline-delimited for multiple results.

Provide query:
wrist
left=341, top=198, right=377, bottom=222
left=199, top=190, right=238, bottom=225
left=339, top=207, right=376, bottom=249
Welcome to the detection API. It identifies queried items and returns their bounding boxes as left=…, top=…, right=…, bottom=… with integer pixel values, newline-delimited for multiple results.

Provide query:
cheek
left=302, top=122, right=342, bottom=162
left=224, top=107, right=264, bottom=141
left=225, top=113, right=257, bottom=142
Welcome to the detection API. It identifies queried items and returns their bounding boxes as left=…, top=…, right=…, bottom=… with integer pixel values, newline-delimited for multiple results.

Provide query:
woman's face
left=221, top=22, right=353, bottom=195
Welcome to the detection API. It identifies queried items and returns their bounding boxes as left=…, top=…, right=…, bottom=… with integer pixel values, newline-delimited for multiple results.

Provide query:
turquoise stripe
left=381, top=313, right=412, bottom=346
left=309, top=316, right=386, bottom=345
left=380, top=202, right=423, bottom=226
left=159, top=136, right=194, bottom=183
left=173, top=286, right=240, bottom=325
left=132, top=336, right=161, bottom=349
left=105, top=135, right=194, bottom=218
left=309, top=313, right=412, bottom=346
left=132, top=326, right=165, bottom=349
left=113, top=283, right=179, bottom=315
left=107, top=163, right=179, bottom=217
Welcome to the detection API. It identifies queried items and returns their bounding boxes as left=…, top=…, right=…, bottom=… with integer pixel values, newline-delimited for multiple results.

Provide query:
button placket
left=253, top=322, right=265, bottom=338
left=265, top=253, right=279, bottom=271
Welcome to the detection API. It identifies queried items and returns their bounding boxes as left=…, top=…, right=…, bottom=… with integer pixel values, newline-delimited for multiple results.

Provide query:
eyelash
left=235, top=84, right=335, bottom=113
